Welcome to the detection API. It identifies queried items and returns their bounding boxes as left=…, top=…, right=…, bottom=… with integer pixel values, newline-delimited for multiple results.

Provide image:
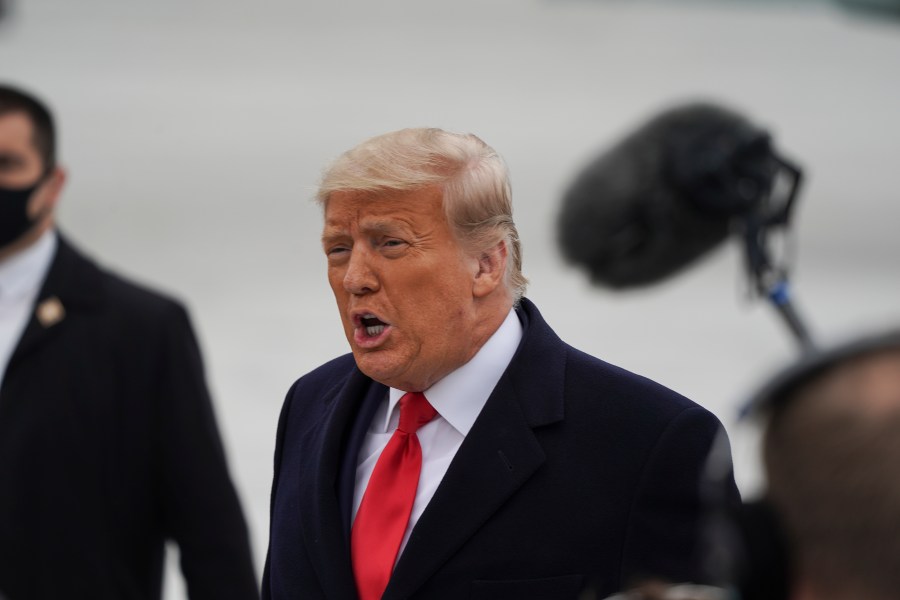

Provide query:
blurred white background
left=2, top=0, right=899, bottom=596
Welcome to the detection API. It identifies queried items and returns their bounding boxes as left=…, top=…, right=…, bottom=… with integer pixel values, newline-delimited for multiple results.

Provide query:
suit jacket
left=263, top=298, right=739, bottom=600
left=0, top=235, right=259, bottom=600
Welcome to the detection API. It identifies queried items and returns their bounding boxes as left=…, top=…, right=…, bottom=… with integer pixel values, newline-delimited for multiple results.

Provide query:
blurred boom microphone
left=557, top=102, right=814, bottom=350
left=559, top=102, right=784, bottom=287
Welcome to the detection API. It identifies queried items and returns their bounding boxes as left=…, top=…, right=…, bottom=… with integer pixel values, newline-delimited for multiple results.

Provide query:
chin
left=352, top=350, right=399, bottom=386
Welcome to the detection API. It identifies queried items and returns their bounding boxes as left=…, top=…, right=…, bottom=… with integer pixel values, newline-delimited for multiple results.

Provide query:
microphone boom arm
left=740, top=156, right=815, bottom=353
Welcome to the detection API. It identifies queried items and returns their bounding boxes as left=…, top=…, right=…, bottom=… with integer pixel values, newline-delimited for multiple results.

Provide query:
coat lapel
left=384, top=299, right=568, bottom=599
left=6, top=233, right=104, bottom=373
left=294, top=367, right=377, bottom=599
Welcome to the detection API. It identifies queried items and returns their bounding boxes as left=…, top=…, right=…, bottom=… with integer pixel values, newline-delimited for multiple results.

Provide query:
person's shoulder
left=289, top=354, right=358, bottom=396
left=564, top=343, right=706, bottom=420
left=60, top=235, right=187, bottom=319
left=102, top=269, right=186, bottom=317
left=561, top=345, right=727, bottom=467
left=278, top=354, right=359, bottom=424
left=302, top=354, right=358, bottom=378
left=519, top=298, right=703, bottom=419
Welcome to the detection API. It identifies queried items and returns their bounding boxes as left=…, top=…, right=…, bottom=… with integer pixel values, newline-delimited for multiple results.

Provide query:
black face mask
left=0, top=180, right=42, bottom=249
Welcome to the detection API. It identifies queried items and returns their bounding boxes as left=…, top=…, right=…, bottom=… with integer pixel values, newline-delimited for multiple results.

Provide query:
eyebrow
left=360, top=219, right=409, bottom=236
left=0, top=152, right=27, bottom=168
left=321, top=230, right=346, bottom=247
left=321, top=219, right=411, bottom=244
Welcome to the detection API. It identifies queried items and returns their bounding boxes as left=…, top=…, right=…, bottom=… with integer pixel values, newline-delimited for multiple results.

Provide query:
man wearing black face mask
left=0, top=85, right=259, bottom=600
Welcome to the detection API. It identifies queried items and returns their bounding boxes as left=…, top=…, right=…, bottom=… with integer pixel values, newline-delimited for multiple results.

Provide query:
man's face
left=0, top=111, right=44, bottom=188
left=0, top=110, right=62, bottom=257
left=323, top=186, right=484, bottom=392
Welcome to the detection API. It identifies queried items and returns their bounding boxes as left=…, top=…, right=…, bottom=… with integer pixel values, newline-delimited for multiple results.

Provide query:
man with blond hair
left=264, top=128, right=739, bottom=600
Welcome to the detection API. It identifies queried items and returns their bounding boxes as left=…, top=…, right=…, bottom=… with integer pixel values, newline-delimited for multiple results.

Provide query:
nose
left=343, top=247, right=379, bottom=295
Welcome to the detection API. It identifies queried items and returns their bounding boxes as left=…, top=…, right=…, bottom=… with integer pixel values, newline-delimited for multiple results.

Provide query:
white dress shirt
left=0, top=230, right=57, bottom=386
left=352, top=307, right=523, bottom=559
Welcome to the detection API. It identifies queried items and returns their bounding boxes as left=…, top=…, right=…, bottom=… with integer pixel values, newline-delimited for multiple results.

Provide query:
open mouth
left=360, top=314, right=387, bottom=337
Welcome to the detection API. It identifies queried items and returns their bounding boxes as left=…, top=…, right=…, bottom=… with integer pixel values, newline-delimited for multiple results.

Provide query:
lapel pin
left=36, top=296, right=66, bottom=328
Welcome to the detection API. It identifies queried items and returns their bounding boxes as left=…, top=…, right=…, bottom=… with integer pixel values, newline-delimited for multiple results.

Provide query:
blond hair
left=317, top=128, right=527, bottom=301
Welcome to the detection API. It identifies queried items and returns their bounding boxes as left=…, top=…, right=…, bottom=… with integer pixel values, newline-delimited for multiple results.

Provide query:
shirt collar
left=384, top=308, right=523, bottom=436
left=0, top=229, right=57, bottom=304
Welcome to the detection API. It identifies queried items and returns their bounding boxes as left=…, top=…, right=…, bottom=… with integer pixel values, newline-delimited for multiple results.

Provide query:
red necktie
left=351, top=392, right=437, bottom=600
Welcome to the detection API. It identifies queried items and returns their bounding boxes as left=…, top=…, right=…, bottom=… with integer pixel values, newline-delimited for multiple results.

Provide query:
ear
left=28, top=166, right=66, bottom=220
left=472, top=240, right=508, bottom=299
left=42, top=166, right=67, bottom=210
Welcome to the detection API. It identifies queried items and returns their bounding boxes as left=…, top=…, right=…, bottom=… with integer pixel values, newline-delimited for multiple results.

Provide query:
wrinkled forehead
left=321, top=181, right=445, bottom=206
left=0, top=110, right=38, bottom=151
left=0, top=111, right=45, bottom=180
left=322, top=186, right=445, bottom=224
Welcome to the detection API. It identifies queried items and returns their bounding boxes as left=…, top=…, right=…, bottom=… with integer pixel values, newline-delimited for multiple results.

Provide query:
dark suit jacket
left=0, top=235, right=259, bottom=600
left=263, top=299, right=739, bottom=600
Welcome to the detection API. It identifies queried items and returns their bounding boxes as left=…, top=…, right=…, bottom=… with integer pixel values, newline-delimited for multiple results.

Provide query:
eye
left=0, top=155, right=20, bottom=172
left=325, top=244, right=350, bottom=260
left=379, top=238, right=408, bottom=255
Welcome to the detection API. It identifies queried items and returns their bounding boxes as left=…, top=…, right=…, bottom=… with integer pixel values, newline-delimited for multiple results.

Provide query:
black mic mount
left=665, top=114, right=815, bottom=352
left=559, top=102, right=816, bottom=353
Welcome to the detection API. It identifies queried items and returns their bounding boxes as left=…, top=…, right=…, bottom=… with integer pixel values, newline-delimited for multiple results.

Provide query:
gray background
left=2, top=0, right=899, bottom=596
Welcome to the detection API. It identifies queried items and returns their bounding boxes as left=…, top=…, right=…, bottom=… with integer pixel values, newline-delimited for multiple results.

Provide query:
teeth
left=366, top=325, right=384, bottom=336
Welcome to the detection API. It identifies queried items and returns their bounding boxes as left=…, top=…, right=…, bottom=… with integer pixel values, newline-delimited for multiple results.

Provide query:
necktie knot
left=397, top=392, right=436, bottom=434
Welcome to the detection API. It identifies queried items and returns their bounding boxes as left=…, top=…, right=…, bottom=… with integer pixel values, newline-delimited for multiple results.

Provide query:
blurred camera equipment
left=557, top=102, right=814, bottom=351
